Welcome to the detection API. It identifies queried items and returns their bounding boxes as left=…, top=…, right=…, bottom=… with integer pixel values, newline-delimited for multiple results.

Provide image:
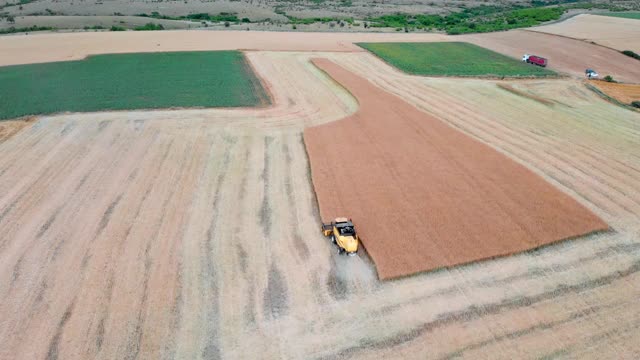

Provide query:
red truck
left=522, top=54, right=548, bottom=67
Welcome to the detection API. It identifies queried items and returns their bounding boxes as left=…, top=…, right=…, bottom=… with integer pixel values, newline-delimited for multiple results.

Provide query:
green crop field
left=0, top=51, right=268, bottom=120
left=358, top=42, right=556, bottom=77
left=599, top=12, right=640, bottom=20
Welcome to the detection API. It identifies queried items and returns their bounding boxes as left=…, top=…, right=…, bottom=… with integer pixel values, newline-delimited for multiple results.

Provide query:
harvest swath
left=358, top=41, right=555, bottom=77
left=1, top=27, right=639, bottom=358
left=0, top=51, right=268, bottom=120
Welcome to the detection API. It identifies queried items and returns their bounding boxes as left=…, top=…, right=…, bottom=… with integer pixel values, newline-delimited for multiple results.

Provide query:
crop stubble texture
left=304, top=58, right=609, bottom=280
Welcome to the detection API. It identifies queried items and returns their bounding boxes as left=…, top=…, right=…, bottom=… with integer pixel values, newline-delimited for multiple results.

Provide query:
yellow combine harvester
left=322, top=217, right=359, bottom=256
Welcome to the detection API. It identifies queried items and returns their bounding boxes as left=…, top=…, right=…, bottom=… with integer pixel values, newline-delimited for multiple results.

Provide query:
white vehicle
left=585, top=68, right=599, bottom=79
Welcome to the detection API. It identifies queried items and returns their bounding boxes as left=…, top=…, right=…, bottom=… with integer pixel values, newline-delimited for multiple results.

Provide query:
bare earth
left=530, top=14, right=640, bottom=53
left=1, top=30, right=640, bottom=358
left=305, top=58, right=607, bottom=279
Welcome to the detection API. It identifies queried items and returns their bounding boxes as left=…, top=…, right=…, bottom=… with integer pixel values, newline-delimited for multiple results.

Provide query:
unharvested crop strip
left=304, top=59, right=609, bottom=280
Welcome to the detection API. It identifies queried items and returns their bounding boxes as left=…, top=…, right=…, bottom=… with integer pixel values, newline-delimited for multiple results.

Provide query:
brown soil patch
left=590, top=81, right=640, bottom=105
left=304, top=58, right=608, bottom=280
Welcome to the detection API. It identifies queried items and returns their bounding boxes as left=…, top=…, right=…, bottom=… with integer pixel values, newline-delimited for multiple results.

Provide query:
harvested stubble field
left=530, top=14, right=640, bottom=53
left=1, top=31, right=640, bottom=358
left=3, top=29, right=638, bottom=84
left=305, top=58, right=606, bottom=279
left=0, top=51, right=268, bottom=120
left=358, top=42, right=556, bottom=77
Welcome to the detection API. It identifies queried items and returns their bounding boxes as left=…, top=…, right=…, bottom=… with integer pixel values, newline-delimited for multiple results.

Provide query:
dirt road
left=1, top=49, right=639, bottom=358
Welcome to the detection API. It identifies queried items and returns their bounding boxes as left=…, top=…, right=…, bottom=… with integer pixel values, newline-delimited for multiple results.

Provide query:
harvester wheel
left=331, top=235, right=336, bottom=244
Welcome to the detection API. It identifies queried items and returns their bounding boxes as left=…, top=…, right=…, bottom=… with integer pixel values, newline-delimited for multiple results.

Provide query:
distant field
left=600, top=12, right=640, bottom=20
left=0, top=51, right=268, bottom=120
left=358, top=42, right=556, bottom=77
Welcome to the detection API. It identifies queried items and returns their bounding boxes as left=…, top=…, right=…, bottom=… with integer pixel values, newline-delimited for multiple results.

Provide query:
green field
left=0, top=51, right=268, bottom=120
left=599, top=12, right=640, bottom=20
left=358, top=42, right=556, bottom=77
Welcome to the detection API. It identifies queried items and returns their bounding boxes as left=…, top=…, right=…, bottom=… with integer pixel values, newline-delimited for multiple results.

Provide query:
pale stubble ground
left=0, top=50, right=639, bottom=359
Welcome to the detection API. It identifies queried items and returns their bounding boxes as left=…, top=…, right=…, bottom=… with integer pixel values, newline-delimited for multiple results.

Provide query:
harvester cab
left=322, top=217, right=359, bottom=256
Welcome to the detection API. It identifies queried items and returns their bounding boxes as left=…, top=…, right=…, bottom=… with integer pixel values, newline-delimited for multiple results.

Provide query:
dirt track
left=305, top=58, right=607, bottom=279
left=530, top=14, right=640, bottom=53
left=463, top=30, right=640, bottom=83
left=1, top=33, right=640, bottom=358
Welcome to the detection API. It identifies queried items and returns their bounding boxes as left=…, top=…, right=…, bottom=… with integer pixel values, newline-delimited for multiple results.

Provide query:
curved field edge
left=357, top=42, right=557, bottom=78
left=0, top=50, right=270, bottom=121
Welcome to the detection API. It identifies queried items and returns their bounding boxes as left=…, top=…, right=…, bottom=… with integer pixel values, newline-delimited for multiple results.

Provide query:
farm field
left=463, top=29, right=640, bottom=83
left=0, top=51, right=268, bottom=120
left=358, top=42, right=555, bottom=77
left=1, top=28, right=640, bottom=358
left=305, top=58, right=605, bottom=279
left=589, top=81, right=640, bottom=107
left=530, top=14, right=640, bottom=53
left=0, top=118, right=32, bottom=143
